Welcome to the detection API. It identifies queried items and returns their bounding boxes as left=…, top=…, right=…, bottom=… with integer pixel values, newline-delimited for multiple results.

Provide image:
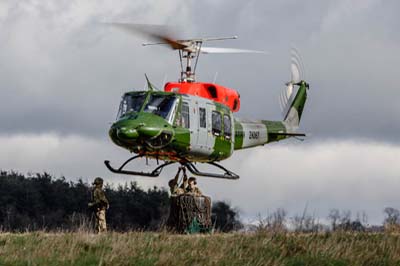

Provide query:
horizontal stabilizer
left=269, top=132, right=306, bottom=137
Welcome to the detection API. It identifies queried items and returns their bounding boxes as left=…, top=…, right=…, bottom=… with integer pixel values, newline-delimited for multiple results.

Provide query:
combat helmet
left=188, top=177, right=197, bottom=185
left=93, top=177, right=104, bottom=185
left=168, top=179, right=177, bottom=187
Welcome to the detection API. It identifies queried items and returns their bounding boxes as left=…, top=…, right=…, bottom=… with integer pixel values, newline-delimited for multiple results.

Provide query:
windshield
left=143, top=94, right=178, bottom=124
left=117, top=93, right=146, bottom=119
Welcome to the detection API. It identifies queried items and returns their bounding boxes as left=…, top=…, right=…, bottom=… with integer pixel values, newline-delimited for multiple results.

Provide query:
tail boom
left=233, top=81, right=309, bottom=150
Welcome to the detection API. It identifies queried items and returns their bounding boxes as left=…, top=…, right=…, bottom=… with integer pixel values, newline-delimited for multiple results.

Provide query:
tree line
left=254, top=207, right=400, bottom=233
left=3, top=170, right=398, bottom=233
left=0, top=171, right=242, bottom=232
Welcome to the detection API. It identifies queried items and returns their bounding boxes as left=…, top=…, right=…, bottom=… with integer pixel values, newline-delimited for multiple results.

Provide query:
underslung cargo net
left=167, top=194, right=212, bottom=233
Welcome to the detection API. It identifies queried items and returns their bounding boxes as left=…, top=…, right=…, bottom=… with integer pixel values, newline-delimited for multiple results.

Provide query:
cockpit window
left=224, top=114, right=232, bottom=139
left=117, top=93, right=146, bottom=119
left=143, top=94, right=178, bottom=124
left=212, top=111, right=222, bottom=136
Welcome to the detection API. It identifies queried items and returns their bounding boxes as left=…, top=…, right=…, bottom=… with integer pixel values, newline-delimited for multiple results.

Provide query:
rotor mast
left=108, top=23, right=266, bottom=82
left=143, top=36, right=238, bottom=82
left=178, top=42, right=201, bottom=83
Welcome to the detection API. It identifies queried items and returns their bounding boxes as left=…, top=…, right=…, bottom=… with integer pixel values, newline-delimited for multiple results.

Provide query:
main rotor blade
left=200, top=47, right=267, bottom=54
left=143, top=36, right=239, bottom=46
left=106, top=22, right=267, bottom=60
left=179, top=36, right=238, bottom=43
left=106, top=23, right=188, bottom=50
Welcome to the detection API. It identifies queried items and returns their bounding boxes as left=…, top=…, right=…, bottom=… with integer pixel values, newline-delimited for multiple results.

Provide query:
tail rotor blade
left=290, top=62, right=300, bottom=83
left=286, top=82, right=293, bottom=99
left=279, top=47, right=306, bottom=119
left=280, top=90, right=289, bottom=117
left=290, top=46, right=306, bottom=83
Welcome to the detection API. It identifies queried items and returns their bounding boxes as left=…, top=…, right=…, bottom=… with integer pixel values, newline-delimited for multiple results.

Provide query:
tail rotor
left=280, top=47, right=307, bottom=118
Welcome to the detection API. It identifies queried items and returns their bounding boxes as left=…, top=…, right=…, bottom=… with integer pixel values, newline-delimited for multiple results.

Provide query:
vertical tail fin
left=282, top=81, right=309, bottom=131
left=280, top=47, right=309, bottom=132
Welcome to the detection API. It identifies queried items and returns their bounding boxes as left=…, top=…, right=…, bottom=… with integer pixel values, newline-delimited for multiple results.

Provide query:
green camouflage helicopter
left=105, top=24, right=309, bottom=179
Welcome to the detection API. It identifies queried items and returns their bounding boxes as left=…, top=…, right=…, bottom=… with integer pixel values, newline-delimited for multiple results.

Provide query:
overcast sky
left=0, top=0, right=399, bottom=224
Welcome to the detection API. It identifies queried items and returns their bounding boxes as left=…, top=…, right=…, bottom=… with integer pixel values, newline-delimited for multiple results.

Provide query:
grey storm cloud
left=1, top=0, right=400, bottom=223
left=0, top=0, right=399, bottom=141
left=0, top=1, right=400, bottom=141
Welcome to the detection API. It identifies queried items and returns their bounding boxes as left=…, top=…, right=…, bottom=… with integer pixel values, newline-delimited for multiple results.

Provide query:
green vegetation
left=0, top=171, right=169, bottom=231
left=1, top=172, right=399, bottom=265
left=0, top=231, right=400, bottom=266
left=0, top=171, right=241, bottom=232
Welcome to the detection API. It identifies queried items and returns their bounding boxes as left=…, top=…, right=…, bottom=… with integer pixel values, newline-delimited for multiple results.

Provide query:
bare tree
left=272, top=208, right=287, bottom=230
left=328, top=209, right=340, bottom=231
left=292, top=215, right=303, bottom=232
left=383, top=207, right=400, bottom=225
left=256, top=213, right=272, bottom=231
left=361, top=211, right=368, bottom=226
left=340, top=210, right=351, bottom=225
left=292, top=207, right=322, bottom=233
left=256, top=208, right=287, bottom=232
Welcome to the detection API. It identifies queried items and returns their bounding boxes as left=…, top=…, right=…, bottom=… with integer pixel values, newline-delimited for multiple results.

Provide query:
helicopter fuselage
left=108, top=82, right=308, bottom=164
left=103, top=26, right=309, bottom=178
left=109, top=90, right=233, bottom=163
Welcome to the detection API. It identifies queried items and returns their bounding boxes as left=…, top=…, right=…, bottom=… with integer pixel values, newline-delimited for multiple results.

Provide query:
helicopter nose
left=114, top=124, right=162, bottom=141
left=110, top=112, right=174, bottom=148
left=136, top=126, right=162, bottom=138
left=116, top=127, right=139, bottom=140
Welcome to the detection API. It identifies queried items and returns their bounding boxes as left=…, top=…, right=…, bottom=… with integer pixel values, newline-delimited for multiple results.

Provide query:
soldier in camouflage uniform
left=186, top=177, right=202, bottom=196
left=168, top=167, right=186, bottom=196
left=88, top=177, right=109, bottom=233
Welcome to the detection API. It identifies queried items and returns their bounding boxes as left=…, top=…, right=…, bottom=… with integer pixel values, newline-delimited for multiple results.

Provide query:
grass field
left=0, top=231, right=400, bottom=266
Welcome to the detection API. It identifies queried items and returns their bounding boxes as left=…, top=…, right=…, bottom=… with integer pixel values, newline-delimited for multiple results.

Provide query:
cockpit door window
left=181, top=102, right=190, bottom=128
left=223, top=114, right=232, bottom=139
left=199, top=107, right=206, bottom=128
left=212, top=111, right=222, bottom=136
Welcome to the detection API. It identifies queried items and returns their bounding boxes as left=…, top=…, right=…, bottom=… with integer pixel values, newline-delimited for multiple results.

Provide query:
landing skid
left=104, top=156, right=240, bottom=179
left=104, top=155, right=176, bottom=177
left=183, top=162, right=239, bottom=180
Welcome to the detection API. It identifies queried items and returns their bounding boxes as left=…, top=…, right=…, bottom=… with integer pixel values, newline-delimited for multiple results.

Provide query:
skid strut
left=104, top=155, right=176, bottom=177
left=105, top=156, right=239, bottom=179
left=182, top=161, right=239, bottom=180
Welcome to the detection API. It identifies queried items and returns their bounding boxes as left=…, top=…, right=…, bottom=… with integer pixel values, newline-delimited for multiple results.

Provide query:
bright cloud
left=0, top=134, right=399, bottom=224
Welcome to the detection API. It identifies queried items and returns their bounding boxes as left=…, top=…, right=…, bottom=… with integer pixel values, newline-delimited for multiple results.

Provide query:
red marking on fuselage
left=164, top=82, right=240, bottom=112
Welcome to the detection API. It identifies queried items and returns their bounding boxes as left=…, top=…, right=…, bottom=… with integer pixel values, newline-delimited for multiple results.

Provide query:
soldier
left=168, top=167, right=185, bottom=196
left=186, top=176, right=202, bottom=196
left=88, top=177, right=109, bottom=233
left=180, top=167, right=189, bottom=191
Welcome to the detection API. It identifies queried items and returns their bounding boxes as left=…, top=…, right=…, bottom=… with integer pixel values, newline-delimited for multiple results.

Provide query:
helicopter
left=104, top=24, right=309, bottom=179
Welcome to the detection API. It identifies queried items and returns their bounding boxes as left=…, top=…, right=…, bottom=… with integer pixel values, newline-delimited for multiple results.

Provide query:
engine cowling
left=164, top=82, right=240, bottom=112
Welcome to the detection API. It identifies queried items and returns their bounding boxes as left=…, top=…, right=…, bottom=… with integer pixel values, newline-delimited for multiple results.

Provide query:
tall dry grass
left=0, top=231, right=400, bottom=266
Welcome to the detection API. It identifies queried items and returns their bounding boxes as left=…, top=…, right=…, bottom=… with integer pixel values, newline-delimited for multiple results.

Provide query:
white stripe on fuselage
left=236, top=118, right=268, bottom=148
left=182, top=95, right=215, bottom=157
